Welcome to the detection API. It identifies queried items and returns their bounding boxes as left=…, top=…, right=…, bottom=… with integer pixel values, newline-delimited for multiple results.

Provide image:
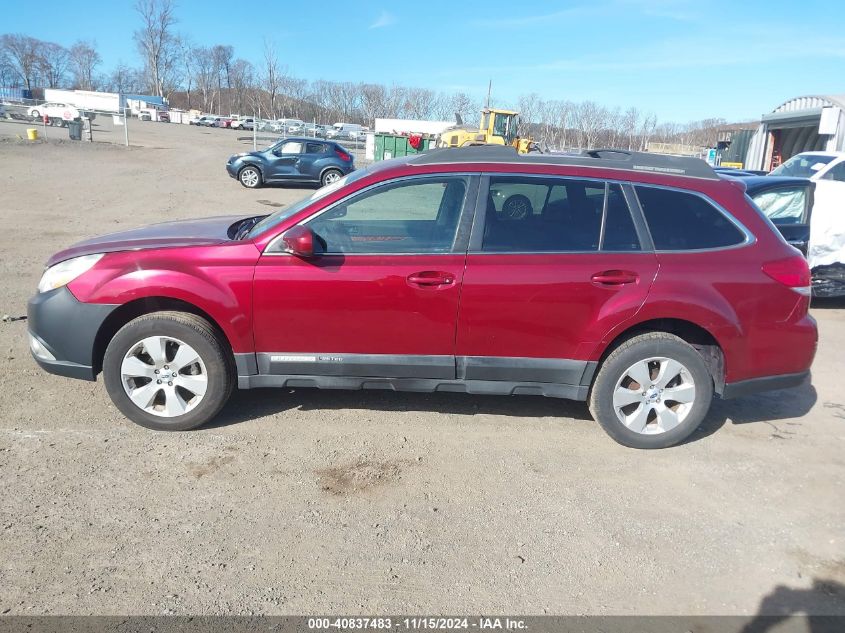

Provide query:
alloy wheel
left=120, top=336, right=208, bottom=418
left=612, top=356, right=696, bottom=435
left=240, top=169, right=259, bottom=187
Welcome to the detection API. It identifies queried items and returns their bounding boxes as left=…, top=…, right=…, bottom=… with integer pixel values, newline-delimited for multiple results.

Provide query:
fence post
left=123, top=108, right=129, bottom=147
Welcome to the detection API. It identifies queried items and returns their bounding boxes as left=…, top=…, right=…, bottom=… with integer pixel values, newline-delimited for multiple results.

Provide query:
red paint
left=54, top=157, right=816, bottom=386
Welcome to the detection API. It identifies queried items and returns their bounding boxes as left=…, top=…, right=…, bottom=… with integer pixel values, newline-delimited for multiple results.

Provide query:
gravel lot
left=0, top=117, right=843, bottom=616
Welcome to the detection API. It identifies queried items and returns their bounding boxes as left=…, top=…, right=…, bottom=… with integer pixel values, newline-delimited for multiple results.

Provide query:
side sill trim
left=720, top=371, right=810, bottom=400
left=237, top=374, right=589, bottom=401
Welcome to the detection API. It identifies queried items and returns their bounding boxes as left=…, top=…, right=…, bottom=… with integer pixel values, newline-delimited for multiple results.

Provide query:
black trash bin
left=67, top=120, right=82, bottom=141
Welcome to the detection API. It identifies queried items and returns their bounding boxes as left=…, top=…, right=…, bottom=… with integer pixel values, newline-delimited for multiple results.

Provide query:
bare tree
left=0, top=34, right=41, bottom=90
left=262, top=40, right=280, bottom=118
left=134, top=0, right=178, bottom=97
left=211, top=44, right=233, bottom=113
left=229, top=58, right=254, bottom=115
left=621, top=107, right=640, bottom=150
left=69, top=40, right=101, bottom=90
left=176, top=36, right=195, bottom=108
left=638, top=113, right=658, bottom=150
left=192, top=46, right=216, bottom=112
left=402, top=87, right=436, bottom=120
left=572, top=101, right=606, bottom=149
left=38, top=41, right=70, bottom=88
left=359, top=83, right=388, bottom=125
left=517, top=93, right=541, bottom=137
left=104, top=63, right=143, bottom=94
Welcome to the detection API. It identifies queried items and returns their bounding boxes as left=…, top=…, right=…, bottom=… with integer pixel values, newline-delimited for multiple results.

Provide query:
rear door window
left=634, top=186, right=746, bottom=250
left=480, top=177, right=641, bottom=252
left=305, top=142, right=328, bottom=154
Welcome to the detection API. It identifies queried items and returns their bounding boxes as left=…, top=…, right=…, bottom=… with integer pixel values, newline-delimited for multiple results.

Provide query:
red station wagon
left=27, top=147, right=817, bottom=448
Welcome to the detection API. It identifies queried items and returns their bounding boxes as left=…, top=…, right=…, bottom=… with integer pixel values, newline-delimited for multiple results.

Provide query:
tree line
left=0, top=0, right=739, bottom=149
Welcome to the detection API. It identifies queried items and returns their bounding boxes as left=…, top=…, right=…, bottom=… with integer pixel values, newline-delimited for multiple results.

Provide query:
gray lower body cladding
left=237, top=352, right=597, bottom=401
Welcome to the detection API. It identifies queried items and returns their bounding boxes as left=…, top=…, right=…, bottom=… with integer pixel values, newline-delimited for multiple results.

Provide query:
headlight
left=37, top=254, right=104, bottom=293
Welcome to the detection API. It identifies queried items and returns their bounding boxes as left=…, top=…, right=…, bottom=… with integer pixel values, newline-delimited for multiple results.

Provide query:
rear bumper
left=27, top=287, right=118, bottom=381
left=721, top=370, right=810, bottom=399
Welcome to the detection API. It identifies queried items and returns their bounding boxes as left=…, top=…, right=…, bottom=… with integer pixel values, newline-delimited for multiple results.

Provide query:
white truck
left=44, top=89, right=117, bottom=113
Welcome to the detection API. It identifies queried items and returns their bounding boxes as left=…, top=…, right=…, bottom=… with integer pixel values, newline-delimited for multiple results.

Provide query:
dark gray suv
left=226, top=137, right=355, bottom=188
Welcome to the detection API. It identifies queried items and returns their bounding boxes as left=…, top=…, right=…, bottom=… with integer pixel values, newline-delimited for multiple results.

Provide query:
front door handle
left=407, top=271, right=455, bottom=287
left=591, top=270, right=639, bottom=285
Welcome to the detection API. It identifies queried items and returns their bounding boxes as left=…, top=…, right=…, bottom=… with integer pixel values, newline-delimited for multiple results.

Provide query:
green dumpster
left=374, top=133, right=434, bottom=161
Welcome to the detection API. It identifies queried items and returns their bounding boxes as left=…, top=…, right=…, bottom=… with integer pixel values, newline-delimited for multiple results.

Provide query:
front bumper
left=226, top=162, right=238, bottom=179
left=27, top=287, right=118, bottom=381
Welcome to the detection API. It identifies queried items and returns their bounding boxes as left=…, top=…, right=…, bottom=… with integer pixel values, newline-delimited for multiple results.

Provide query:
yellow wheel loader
left=436, top=108, right=538, bottom=154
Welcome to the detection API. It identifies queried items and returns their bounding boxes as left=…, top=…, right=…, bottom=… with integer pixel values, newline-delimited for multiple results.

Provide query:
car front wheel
left=238, top=166, right=262, bottom=188
left=588, top=332, right=713, bottom=449
left=102, top=312, right=234, bottom=431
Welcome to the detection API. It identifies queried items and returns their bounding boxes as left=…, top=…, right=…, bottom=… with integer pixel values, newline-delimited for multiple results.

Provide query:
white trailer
left=43, top=89, right=121, bottom=113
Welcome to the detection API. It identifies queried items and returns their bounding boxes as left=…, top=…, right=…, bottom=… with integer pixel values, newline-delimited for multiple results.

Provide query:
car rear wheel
left=588, top=332, right=713, bottom=449
left=102, top=312, right=234, bottom=431
left=321, top=168, right=343, bottom=187
left=30, top=110, right=40, bottom=119
left=239, top=166, right=262, bottom=188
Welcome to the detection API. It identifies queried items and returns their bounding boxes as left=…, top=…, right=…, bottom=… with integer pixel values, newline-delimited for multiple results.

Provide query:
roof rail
left=408, top=145, right=718, bottom=179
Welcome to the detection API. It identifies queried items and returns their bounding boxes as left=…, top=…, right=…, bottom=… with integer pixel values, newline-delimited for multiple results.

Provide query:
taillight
left=762, top=256, right=811, bottom=295
left=335, top=149, right=351, bottom=161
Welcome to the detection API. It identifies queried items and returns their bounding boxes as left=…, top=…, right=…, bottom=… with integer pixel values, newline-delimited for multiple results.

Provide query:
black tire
left=321, top=168, right=343, bottom=187
left=102, top=311, right=234, bottom=431
left=588, top=332, right=714, bottom=449
left=238, top=165, right=262, bottom=189
left=30, top=110, right=40, bottom=119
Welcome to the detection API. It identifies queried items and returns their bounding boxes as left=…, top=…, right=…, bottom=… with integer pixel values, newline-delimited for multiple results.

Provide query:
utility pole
left=486, top=80, right=492, bottom=109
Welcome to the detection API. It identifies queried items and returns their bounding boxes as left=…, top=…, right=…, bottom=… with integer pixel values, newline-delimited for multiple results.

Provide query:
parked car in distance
left=226, top=137, right=354, bottom=188
left=195, top=115, right=221, bottom=127
left=27, top=102, right=81, bottom=126
left=29, top=146, right=817, bottom=448
left=770, top=151, right=845, bottom=182
left=329, top=122, right=366, bottom=140
left=231, top=117, right=254, bottom=130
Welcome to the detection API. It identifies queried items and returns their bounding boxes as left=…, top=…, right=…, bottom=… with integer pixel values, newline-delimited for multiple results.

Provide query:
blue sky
left=4, top=0, right=845, bottom=122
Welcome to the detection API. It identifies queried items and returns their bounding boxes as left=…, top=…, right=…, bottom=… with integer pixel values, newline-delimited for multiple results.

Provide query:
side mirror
left=281, top=225, right=315, bottom=257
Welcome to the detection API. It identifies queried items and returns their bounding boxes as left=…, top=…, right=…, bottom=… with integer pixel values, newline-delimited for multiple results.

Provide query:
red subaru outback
left=27, top=147, right=817, bottom=448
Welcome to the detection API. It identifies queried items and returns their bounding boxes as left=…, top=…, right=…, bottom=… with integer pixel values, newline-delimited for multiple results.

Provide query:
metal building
left=745, top=94, right=845, bottom=171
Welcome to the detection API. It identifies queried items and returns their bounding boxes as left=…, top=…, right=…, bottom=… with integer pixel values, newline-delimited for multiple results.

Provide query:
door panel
left=253, top=254, right=466, bottom=377
left=456, top=175, right=659, bottom=380
left=266, top=140, right=304, bottom=180
left=252, top=174, right=479, bottom=379
left=456, top=252, right=658, bottom=364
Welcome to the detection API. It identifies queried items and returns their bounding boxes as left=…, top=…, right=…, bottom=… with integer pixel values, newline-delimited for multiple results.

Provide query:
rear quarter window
left=634, top=186, right=746, bottom=250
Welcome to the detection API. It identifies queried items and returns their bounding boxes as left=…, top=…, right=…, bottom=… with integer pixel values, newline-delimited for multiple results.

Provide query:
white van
left=329, top=122, right=366, bottom=140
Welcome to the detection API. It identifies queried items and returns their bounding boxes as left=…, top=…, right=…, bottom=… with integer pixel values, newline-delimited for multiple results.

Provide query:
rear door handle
left=591, top=270, right=639, bottom=285
left=407, top=271, right=455, bottom=287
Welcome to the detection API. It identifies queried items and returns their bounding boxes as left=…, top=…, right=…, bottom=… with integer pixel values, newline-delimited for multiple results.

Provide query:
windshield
left=247, top=168, right=370, bottom=238
left=771, top=154, right=834, bottom=177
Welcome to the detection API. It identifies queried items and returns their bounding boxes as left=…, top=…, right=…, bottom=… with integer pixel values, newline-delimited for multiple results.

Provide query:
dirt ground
left=0, top=117, right=843, bottom=616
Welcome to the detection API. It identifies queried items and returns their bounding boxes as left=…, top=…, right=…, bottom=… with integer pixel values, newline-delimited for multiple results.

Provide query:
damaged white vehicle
left=766, top=152, right=845, bottom=297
